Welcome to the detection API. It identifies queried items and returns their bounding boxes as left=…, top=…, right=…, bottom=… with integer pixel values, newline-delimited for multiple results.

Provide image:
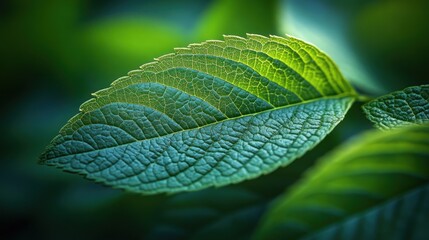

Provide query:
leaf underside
left=363, top=84, right=429, bottom=130
left=40, top=34, right=355, bottom=194
left=254, top=124, right=429, bottom=240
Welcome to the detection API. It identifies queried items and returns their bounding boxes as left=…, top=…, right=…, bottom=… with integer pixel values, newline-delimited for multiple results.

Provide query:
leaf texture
left=39, top=34, right=356, bottom=194
left=363, top=84, right=429, bottom=130
left=254, top=124, right=429, bottom=240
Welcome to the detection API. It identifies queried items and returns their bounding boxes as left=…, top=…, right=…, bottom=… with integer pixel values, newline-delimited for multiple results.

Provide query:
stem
left=356, top=94, right=374, bottom=103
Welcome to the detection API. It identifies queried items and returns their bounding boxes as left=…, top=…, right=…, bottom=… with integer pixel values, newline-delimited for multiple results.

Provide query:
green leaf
left=254, top=124, right=429, bottom=240
left=39, top=34, right=356, bottom=194
left=363, top=85, right=429, bottom=130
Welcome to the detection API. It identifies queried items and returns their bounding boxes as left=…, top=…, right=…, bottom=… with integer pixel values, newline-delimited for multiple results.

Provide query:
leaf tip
left=37, top=155, right=46, bottom=165
left=38, top=144, right=55, bottom=165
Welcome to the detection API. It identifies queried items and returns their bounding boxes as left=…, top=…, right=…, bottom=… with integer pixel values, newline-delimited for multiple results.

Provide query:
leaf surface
left=363, top=84, right=429, bottom=130
left=40, top=34, right=355, bottom=194
left=254, top=124, right=429, bottom=240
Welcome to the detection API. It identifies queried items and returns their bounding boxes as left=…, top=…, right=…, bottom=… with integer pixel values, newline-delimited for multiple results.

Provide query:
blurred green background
left=1, top=0, right=428, bottom=239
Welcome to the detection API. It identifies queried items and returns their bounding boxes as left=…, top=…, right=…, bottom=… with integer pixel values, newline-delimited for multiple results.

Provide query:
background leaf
left=363, top=85, right=429, bottom=130
left=352, top=0, right=429, bottom=91
left=40, top=35, right=356, bottom=194
left=303, top=183, right=429, bottom=240
left=144, top=187, right=265, bottom=240
left=194, top=0, right=279, bottom=41
left=83, top=17, right=186, bottom=84
left=254, top=124, right=429, bottom=240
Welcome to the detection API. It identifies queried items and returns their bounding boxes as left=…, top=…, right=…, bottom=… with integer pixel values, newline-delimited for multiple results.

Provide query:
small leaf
left=363, top=85, right=429, bottom=130
left=254, top=124, right=429, bottom=240
left=40, top=34, right=356, bottom=194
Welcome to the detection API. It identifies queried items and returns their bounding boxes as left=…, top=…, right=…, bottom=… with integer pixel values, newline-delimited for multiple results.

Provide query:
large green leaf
left=363, top=85, right=429, bottom=130
left=39, top=34, right=356, bottom=194
left=254, top=124, right=429, bottom=240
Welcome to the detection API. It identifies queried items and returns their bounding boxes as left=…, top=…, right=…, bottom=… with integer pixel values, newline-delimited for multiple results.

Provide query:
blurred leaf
left=195, top=0, right=279, bottom=40
left=255, top=124, right=429, bottom=239
left=301, top=183, right=429, bottom=240
left=190, top=205, right=264, bottom=240
left=363, top=85, right=429, bottom=130
left=1, top=0, right=85, bottom=91
left=280, top=0, right=384, bottom=94
left=40, top=34, right=356, bottom=194
left=353, top=0, right=429, bottom=89
left=83, top=17, right=186, bottom=84
left=145, top=187, right=265, bottom=240
left=354, top=1, right=428, bottom=59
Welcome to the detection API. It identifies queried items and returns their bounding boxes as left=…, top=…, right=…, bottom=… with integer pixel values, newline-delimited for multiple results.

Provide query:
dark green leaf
left=254, top=124, right=429, bottom=239
left=363, top=85, right=429, bottom=130
left=40, top=34, right=356, bottom=194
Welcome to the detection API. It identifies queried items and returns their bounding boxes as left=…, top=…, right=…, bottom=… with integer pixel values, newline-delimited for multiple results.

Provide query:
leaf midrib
left=43, top=94, right=355, bottom=161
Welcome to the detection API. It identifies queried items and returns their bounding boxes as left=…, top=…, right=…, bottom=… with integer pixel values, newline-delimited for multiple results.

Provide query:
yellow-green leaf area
left=40, top=34, right=356, bottom=194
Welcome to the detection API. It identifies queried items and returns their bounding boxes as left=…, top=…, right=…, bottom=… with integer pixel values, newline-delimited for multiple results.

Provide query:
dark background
left=1, top=0, right=428, bottom=239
